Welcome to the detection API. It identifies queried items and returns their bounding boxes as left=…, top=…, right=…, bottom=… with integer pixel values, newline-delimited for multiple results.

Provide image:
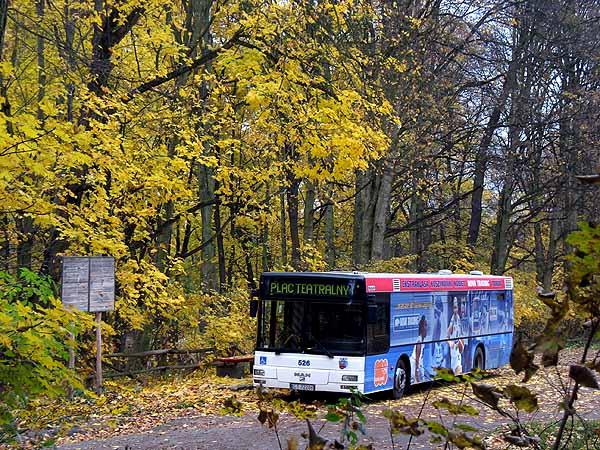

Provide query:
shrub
left=0, top=269, right=89, bottom=431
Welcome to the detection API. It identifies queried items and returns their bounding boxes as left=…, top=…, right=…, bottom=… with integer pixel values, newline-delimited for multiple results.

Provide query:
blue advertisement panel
left=364, top=289, right=514, bottom=393
left=364, top=347, right=408, bottom=393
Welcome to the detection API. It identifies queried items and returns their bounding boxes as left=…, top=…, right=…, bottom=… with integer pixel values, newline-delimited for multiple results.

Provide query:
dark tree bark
left=261, top=188, right=271, bottom=272
left=214, top=193, right=226, bottom=291
left=467, top=74, right=513, bottom=247
left=352, top=170, right=366, bottom=266
left=409, top=193, right=424, bottom=271
left=303, top=181, right=315, bottom=244
left=279, top=190, right=287, bottom=267
left=287, top=173, right=301, bottom=270
left=371, top=161, right=394, bottom=260
left=199, top=165, right=217, bottom=290
left=43, top=3, right=142, bottom=278
left=324, top=190, right=336, bottom=269
left=0, top=0, right=7, bottom=58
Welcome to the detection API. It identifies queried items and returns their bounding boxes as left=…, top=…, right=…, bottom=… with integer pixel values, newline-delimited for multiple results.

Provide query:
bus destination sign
left=266, top=279, right=353, bottom=299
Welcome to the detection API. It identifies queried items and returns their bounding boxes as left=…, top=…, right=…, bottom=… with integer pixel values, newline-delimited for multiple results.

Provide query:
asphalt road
left=56, top=348, right=600, bottom=450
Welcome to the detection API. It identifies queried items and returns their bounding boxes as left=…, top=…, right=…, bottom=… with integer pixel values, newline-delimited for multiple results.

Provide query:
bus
left=251, top=270, right=513, bottom=398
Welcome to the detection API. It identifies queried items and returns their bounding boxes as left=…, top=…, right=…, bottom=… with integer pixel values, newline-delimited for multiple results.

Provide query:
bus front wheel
left=393, top=359, right=409, bottom=400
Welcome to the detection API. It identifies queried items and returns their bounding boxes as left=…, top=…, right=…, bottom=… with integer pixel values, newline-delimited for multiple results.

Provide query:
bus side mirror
left=367, top=304, right=378, bottom=324
left=250, top=299, right=258, bottom=318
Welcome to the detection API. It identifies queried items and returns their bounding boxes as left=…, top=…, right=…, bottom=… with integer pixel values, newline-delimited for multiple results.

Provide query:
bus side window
left=367, top=295, right=390, bottom=355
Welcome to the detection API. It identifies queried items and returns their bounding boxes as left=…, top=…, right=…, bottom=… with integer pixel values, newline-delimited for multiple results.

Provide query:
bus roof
left=261, top=271, right=513, bottom=293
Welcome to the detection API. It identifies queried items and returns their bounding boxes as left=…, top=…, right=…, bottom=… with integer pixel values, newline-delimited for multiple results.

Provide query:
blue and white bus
left=251, top=271, right=513, bottom=398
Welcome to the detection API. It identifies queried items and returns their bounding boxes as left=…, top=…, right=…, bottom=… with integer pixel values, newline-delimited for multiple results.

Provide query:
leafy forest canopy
left=1, top=0, right=600, bottom=436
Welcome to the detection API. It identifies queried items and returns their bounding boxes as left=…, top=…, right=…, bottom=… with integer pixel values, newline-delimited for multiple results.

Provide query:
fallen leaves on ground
left=7, top=347, right=600, bottom=449
left=10, top=370, right=262, bottom=448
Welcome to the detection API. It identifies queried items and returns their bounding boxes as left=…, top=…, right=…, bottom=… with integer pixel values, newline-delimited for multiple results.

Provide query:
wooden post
left=67, top=328, right=75, bottom=400
left=95, top=311, right=102, bottom=393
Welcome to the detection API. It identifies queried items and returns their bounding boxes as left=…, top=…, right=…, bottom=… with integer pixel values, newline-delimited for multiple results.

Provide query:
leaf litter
left=8, top=347, right=600, bottom=449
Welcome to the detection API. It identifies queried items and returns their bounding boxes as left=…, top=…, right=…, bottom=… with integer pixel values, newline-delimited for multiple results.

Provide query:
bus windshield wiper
left=307, top=332, right=334, bottom=358
left=275, top=333, right=301, bottom=354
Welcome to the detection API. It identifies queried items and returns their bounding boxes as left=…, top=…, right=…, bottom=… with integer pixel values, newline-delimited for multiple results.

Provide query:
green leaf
left=383, top=409, right=423, bottom=436
left=454, top=423, right=479, bottom=432
left=424, top=420, right=448, bottom=437
left=221, top=396, right=243, bottom=416
left=325, top=412, right=343, bottom=422
left=356, top=410, right=366, bottom=424
left=436, top=367, right=459, bottom=382
left=448, top=430, right=484, bottom=450
left=432, top=397, right=479, bottom=416
left=504, top=385, right=538, bottom=412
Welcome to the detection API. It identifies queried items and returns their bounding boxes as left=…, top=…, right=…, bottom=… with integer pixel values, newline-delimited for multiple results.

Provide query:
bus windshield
left=257, top=299, right=365, bottom=356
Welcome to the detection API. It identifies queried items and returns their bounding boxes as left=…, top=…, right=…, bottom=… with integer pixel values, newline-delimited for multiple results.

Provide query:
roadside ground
left=7, top=347, right=600, bottom=449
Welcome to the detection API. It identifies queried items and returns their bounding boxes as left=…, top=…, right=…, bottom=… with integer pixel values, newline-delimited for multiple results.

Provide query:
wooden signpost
left=61, top=256, right=115, bottom=393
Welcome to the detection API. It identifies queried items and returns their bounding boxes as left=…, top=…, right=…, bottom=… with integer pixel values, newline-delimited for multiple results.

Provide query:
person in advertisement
left=431, top=297, right=446, bottom=370
left=447, top=296, right=464, bottom=374
left=410, top=315, right=428, bottom=384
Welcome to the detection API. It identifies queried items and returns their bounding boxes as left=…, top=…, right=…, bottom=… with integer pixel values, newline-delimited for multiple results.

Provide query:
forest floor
left=9, top=347, right=600, bottom=450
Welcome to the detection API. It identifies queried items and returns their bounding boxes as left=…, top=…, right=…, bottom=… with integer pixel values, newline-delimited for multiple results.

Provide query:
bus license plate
left=290, top=383, right=315, bottom=391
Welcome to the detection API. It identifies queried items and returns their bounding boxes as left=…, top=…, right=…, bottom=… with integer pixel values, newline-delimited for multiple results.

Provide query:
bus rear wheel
left=392, top=359, right=409, bottom=400
left=474, top=346, right=485, bottom=371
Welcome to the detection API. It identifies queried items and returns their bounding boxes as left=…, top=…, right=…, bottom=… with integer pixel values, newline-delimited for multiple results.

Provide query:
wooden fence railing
left=102, top=346, right=215, bottom=378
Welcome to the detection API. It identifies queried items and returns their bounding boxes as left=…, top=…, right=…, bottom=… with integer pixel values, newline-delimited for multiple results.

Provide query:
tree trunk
left=63, top=1, right=76, bottom=122
left=352, top=170, right=365, bottom=266
left=534, top=214, right=559, bottom=292
left=214, top=193, right=226, bottom=291
left=0, top=0, right=9, bottom=271
left=16, top=217, right=33, bottom=269
left=36, top=0, right=45, bottom=120
left=371, top=162, right=394, bottom=260
left=360, top=171, right=377, bottom=263
left=243, top=238, right=256, bottom=289
left=534, top=221, right=545, bottom=285
left=324, top=192, right=336, bottom=269
left=15, top=0, right=46, bottom=270
left=467, top=56, right=520, bottom=247
left=198, top=165, right=217, bottom=290
left=279, top=190, right=287, bottom=266
left=543, top=216, right=559, bottom=291
left=158, top=0, right=212, bottom=273
left=227, top=208, right=236, bottom=286
left=261, top=188, right=271, bottom=272
left=155, top=201, right=174, bottom=271
left=490, top=181, right=513, bottom=275
left=43, top=4, right=141, bottom=277
left=409, top=193, right=424, bottom=271
left=287, top=175, right=301, bottom=270
left=0, top=0, right=12, bottom=129
left=1, top=217, right=9, bottom=271
left=490, top=34, right=523, bottom=275
left=0, top=0, right=7, bottom=59
left=303, top=181, right=315, bottom=244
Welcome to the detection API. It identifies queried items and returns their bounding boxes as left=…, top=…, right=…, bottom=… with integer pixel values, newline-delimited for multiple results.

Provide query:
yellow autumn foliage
left=177, top=290, right=256, bottom=355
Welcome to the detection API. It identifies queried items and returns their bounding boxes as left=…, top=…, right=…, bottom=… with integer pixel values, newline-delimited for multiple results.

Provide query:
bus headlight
left=342, top=375, right=358, bottom=382
left=254, top=368, right=265, bottom=376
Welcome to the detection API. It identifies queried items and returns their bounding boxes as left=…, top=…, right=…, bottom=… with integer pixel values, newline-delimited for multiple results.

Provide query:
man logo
left=339, top=358, right=348, bottom=369
left=374, top=359, right=388, bottom=386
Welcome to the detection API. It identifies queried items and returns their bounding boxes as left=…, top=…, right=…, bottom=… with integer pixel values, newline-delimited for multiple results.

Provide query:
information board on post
left=61, top=256, right=115, bottom=394
left=61, top=256, right=115, bottom=312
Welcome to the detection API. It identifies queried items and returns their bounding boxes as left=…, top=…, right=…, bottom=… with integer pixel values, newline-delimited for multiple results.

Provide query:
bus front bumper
left=252, top=352, right=365, bottom=394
